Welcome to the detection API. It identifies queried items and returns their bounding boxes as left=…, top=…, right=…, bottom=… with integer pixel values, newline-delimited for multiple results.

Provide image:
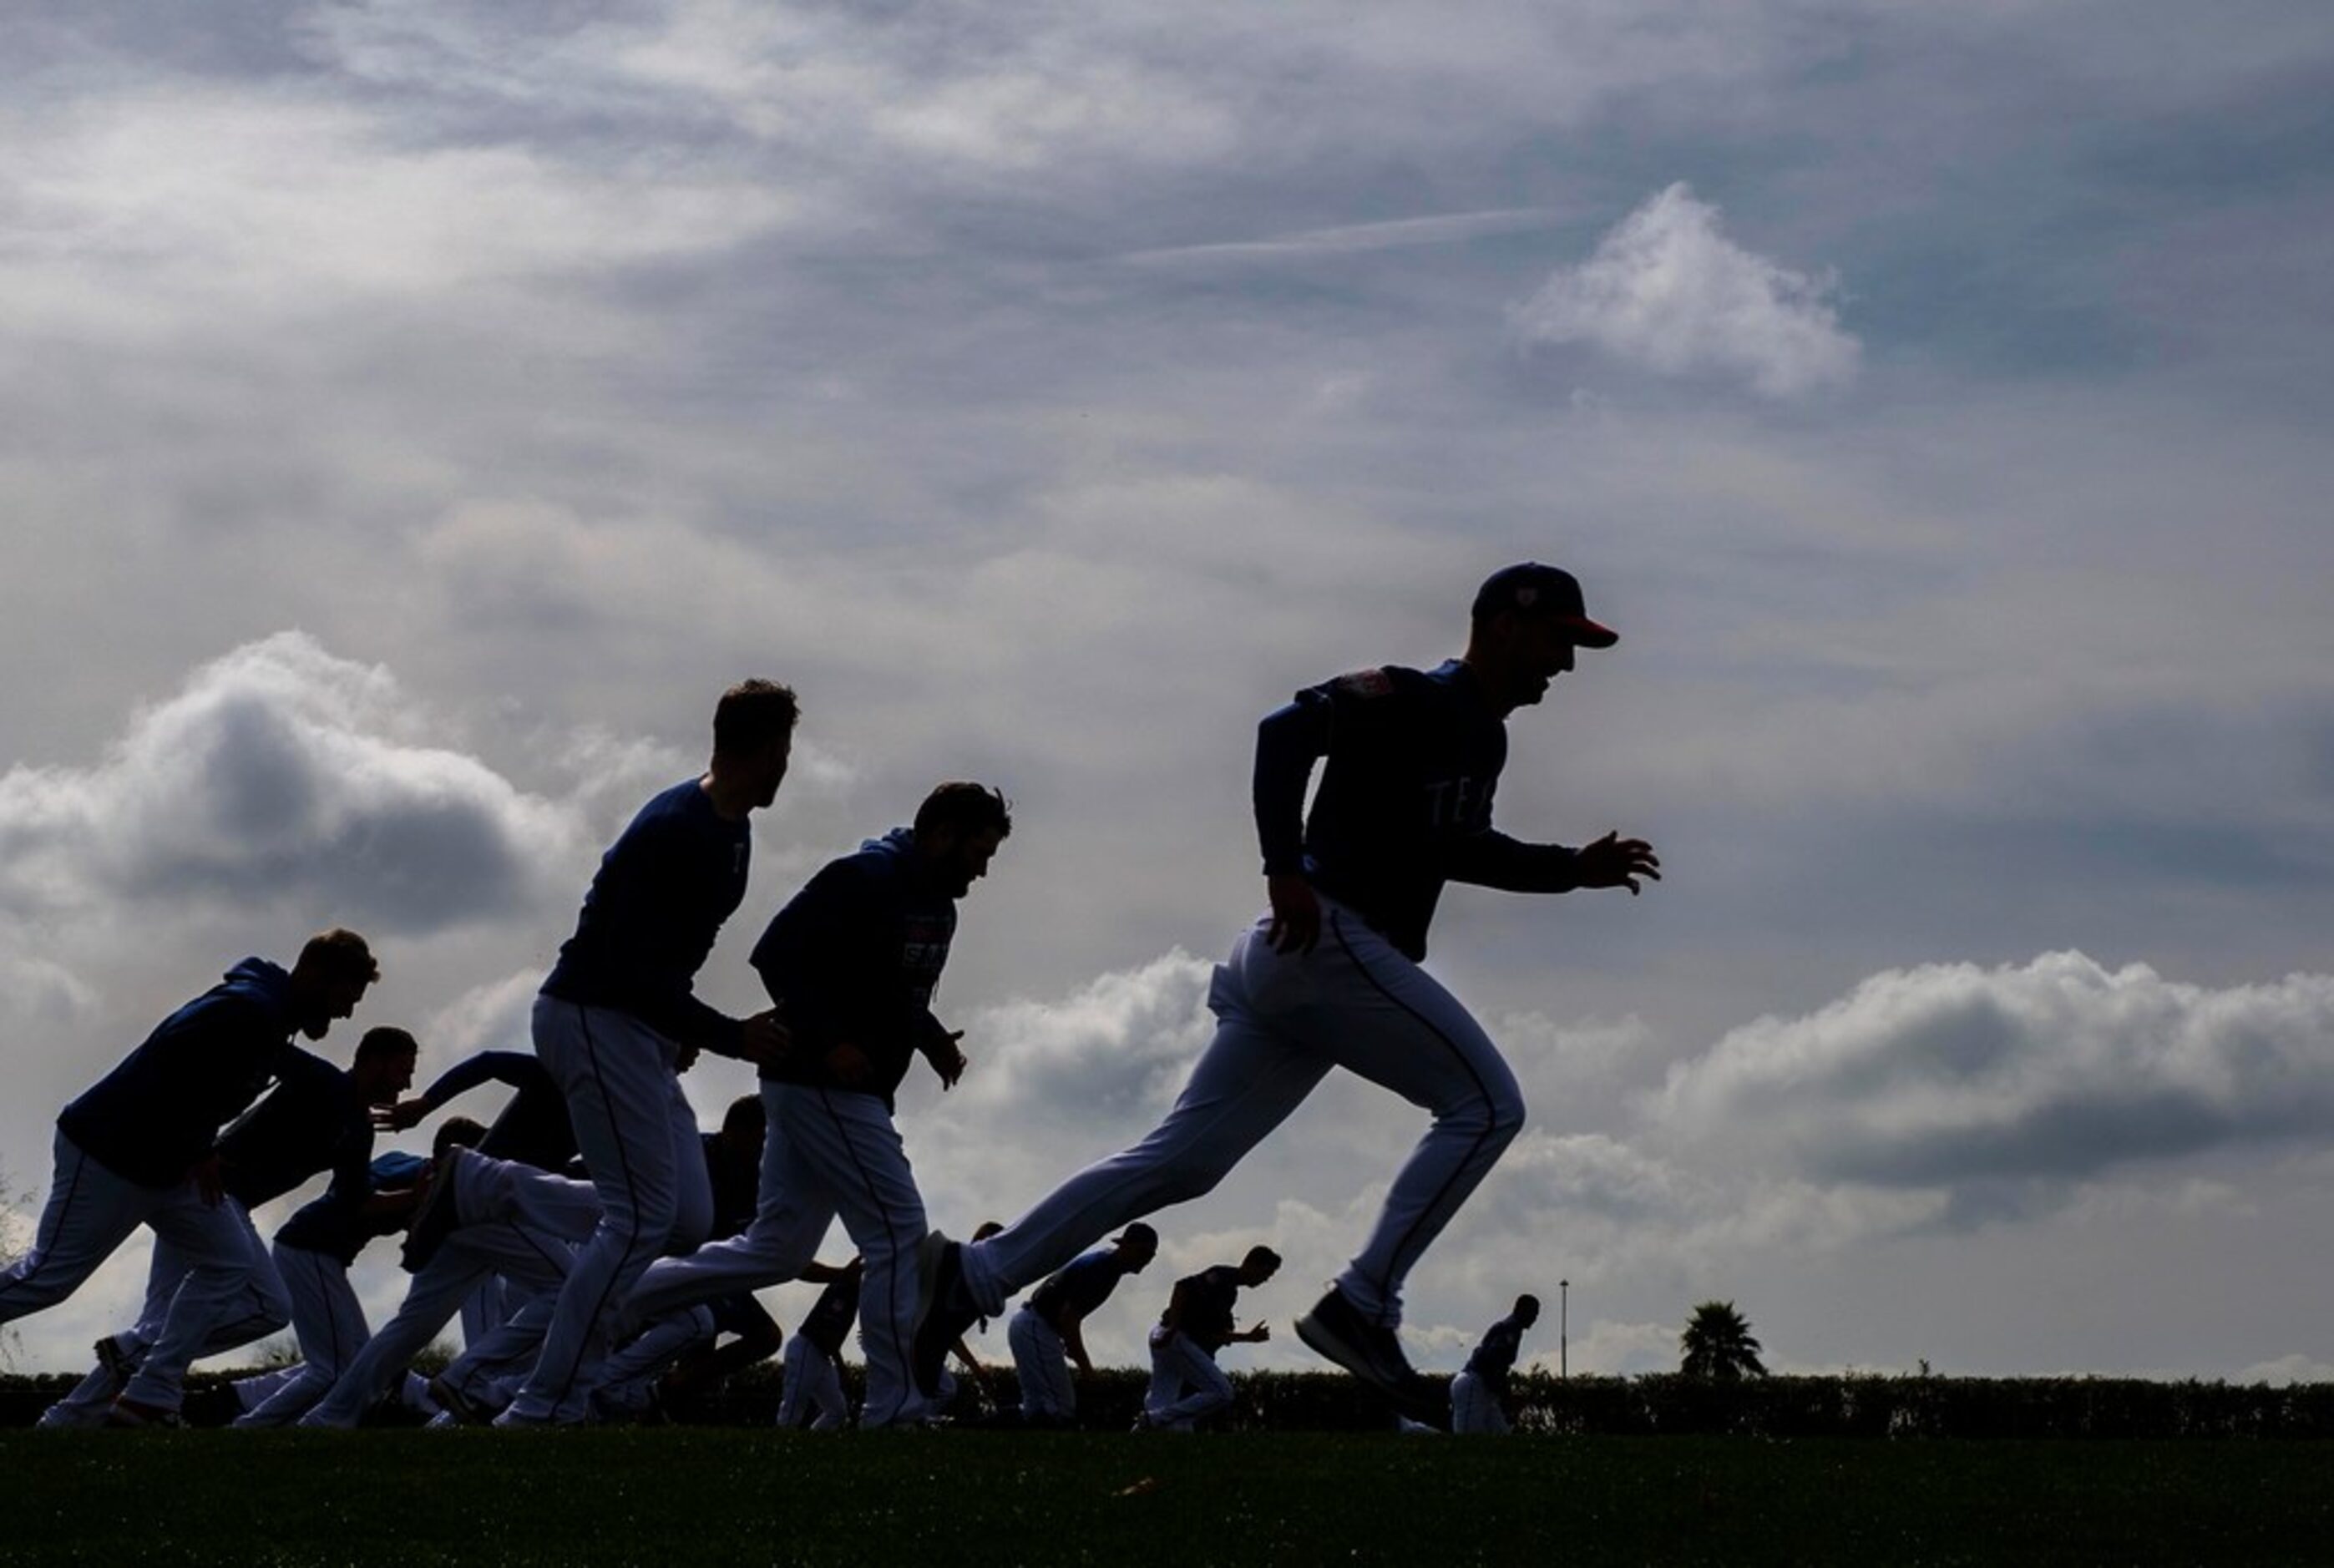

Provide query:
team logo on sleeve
left=1334, top=668, right=1395, bottom=698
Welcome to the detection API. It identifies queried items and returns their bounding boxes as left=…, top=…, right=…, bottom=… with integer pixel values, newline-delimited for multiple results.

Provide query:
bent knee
left=1440, top=1085, right=1526, bottom=1144
left=1152, top=1159, right=1234, bottom=1207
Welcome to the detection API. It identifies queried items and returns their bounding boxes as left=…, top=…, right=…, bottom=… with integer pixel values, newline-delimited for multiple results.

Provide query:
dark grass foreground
left=2, top=1430, right=2328, bottom=1567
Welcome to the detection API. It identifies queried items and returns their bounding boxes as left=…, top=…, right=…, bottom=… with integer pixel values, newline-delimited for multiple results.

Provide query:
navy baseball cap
left=1471, top=563, right=1618, bottom=647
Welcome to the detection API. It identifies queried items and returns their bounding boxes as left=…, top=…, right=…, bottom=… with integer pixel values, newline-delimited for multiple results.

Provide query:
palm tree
left=1678, top=1300, right=1767, bottom=1381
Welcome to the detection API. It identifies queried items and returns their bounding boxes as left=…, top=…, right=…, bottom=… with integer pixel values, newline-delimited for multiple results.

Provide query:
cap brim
left=1563, top=616, right=1619, bottom=650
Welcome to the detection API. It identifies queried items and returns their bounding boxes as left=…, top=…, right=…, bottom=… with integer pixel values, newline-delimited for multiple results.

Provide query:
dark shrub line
left=6, top=1368, right=2330, bottom=1436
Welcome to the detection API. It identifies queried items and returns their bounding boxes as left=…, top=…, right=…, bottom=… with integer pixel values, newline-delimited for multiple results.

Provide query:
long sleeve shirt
left=750, top=827, right=956, bottom=1108
left=1253, top=660, right=1582, bottom=960
left=275, top=1151, right=428, bottom=1267
left=214, top=1048, right=371, bottom=1210
left=541, top=779, right=754, bottom=1058
left=1465, top=1313, right=1531, bottom=1393
left=57, top=958, right=299, bottom=1189
left=413, top=1050, right=576, bottom=1171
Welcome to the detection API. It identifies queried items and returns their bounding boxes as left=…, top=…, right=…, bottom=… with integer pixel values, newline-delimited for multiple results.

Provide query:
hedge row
left=7, top=1366, right=2332, bottom=1436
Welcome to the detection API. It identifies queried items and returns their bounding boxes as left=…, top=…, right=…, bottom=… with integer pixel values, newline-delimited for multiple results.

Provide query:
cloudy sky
left=4, top=1, right=2331, bottom=1385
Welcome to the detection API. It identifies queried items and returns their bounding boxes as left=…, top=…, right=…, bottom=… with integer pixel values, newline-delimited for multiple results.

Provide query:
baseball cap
left=1471, top=562, right=1618, bottom=648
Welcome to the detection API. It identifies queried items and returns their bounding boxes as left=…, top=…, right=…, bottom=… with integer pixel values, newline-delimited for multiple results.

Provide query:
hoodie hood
left=222, top=956, right=296, bottom=1021
left=862, top=826, right=916, bottom=858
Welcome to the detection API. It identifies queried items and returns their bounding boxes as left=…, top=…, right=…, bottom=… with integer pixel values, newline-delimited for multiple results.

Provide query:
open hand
left=740, top=1009, right=792, bottom=1065
left=1576, top=831, right=1661, bottom=894
left=930, top=1029, right=968, bottom=1090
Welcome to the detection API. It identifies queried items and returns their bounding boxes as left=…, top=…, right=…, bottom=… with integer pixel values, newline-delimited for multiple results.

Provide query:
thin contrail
left=1115, top=207, right=1563, bottom=267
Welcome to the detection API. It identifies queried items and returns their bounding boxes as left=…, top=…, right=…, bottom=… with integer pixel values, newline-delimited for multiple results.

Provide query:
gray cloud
left=1657, top=953, right=2334, bottom=1192
left=951, top=949, right=1218, bottom=1124
left=0, top=632, right=579, bottom=931
left=5, top=0, right=2334, bottom=1383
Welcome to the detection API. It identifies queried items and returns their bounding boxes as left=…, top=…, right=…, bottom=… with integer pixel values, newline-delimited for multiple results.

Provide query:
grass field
left=1, top=1430, right=2326, bottom=1566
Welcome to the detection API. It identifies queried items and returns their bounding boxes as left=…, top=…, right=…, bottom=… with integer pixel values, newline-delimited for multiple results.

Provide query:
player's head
left=914, top=782, right=1013, bottom=898
left=1464, top=563, right=1617, bottom=712
left=1238, top=1244, right=1282, bottom=1285
left=971, top=1219, right=1006, bottom=1242
left=721, top=1093, right=767, bottom=1159
left=351, top=1025, right=419, bottom=1105
left=289, top=928, right=379, bottom=1040
left=432, top=1115, right=487, bottom=1160
left=1515, top=1293, right=1542, bottom=1327
left=1115, top=1222, right=1159, bottom=1272
left=712, top=678, right=801, bottom=807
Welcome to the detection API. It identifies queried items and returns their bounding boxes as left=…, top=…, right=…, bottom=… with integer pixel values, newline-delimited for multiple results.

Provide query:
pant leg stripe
left=1328, top=909, right=1500, bottom=1312
left=537, top=1004, right=651, bottom=1410
left=817, top=1090, right=917, bottom=1405
left=0, top=1139, right=89, bottom=1308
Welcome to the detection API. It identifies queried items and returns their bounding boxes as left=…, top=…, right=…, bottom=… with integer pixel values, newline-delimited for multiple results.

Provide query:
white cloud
left=954, top=949, right=1218, bottom=1122
left=0, top=631, right=581, bottom=933
left=1656, top=952, right=2334, bottom=1192
left=2234, top=1353, right=2334, bottom=1386
left=1512, top=182, right=1859, bottom=397
left=1554, top=1318, right=1678, bottom=1377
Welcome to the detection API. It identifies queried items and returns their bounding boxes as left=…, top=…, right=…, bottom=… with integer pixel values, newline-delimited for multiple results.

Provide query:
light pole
left=1559, top=1278, right=1569, bottom=1379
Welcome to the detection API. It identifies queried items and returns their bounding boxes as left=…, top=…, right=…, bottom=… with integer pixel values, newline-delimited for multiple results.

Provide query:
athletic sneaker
left=909, top=1234, right=980, bottom=1399
left=1294, top=1286, right=1450, bottom=1426
left=428, top=1373, right=496, bottom=1427
left=104, top=1397, right=185, bottom=1429
left=93, top=1333, right=140, bottom=1383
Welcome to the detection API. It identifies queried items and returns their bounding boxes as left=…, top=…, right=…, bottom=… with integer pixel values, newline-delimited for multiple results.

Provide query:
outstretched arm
left=391, top=1050, right=537, bottom=1129
left=1446, top=829, right=1659, bottom=895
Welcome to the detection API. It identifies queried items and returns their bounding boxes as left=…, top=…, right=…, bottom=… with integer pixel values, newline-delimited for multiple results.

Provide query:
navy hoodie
left=750, top=827, right=956, bottom=1107
left=58, top=958, right=301, bottom=1189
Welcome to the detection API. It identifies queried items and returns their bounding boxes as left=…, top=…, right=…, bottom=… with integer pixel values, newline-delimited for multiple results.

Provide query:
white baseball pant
left=624, top=1081, right=931, bottom=1428
left=777, top=1334, right=848, bottom=1430
left=233, top=1242, right=370, bottom=1427
left=1008, top=1307, right=1076, bottom=1421
left=959, top=899, right=1524, bottom=1326
left=38, top=1192, right=286, bottom=1424
left=33, top=1189, right=287, bottom=1425
left=301, top=1216, right=572, bottom=1427
left=592, top=1305, right=717, bottom=1418
left=501, top=998, right=711, bottom=1424
left=2, top=1130, right=260, bottom=1360
left=1144, top=1326, right=1233, bottom=1430
left=1450, top=1369, right=1511, bottom=1434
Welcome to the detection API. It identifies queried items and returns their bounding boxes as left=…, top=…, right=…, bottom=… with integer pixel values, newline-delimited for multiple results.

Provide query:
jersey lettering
left=1423, top=775, right=1491, bottom=831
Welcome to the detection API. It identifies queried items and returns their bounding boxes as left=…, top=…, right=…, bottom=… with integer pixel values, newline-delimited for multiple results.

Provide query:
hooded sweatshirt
left=57, top=958, right=301, bottom=1189
left=750, top=827, right=956, bottom=1108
